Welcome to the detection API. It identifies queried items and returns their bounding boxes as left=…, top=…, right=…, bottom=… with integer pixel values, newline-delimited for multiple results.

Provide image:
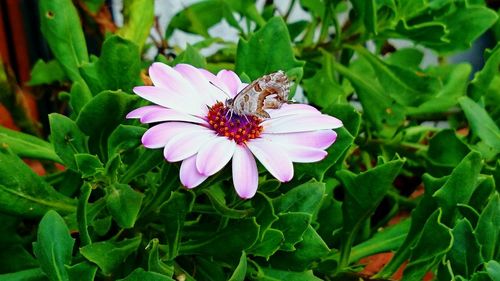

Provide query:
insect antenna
left=209, top=81, right=231, bottom=99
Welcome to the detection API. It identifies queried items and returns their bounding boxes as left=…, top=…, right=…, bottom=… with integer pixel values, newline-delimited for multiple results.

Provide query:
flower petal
left=198, top=68, right=233, bottom=99
left=196, top=137, right=236, bottom=176
left=180, top=155, right=209, bottom=188
left=133, top=86, right=207, bottom=116
left=232, top=145, right=258, bottom=199
left=266, top=103, right=321, bottom=118
left=149, top=63, right=197, bottom=98
left=217, top=70, right=242, bottom=97
left=140, top=108, right=207, bottom=124
left=141, top=122, right=203, bottom=148
left=163, top=129, right=215, bottom=162
left=246, top=138, right=293, bottom=182
left=174, top=64, right=222, bottom=105
left=126, top=105, right=164, bottom=119
left=280, top=144, right=327, bottom=163
left=261, top=130, right=337, bottom=150
left=263, top=114, right=343, bottom=133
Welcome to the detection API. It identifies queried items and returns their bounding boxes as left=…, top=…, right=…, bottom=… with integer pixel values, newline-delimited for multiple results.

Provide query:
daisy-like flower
left=127, top=63, right=343, bottom=199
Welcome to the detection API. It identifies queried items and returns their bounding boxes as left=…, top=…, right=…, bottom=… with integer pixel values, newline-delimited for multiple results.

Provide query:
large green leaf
left=80, top=36, right=142, bottom=95
left=117, top=0, right=154, bottom=50
left=33, top=210, right=75, bottom=281
left=28, top=59, right=67, bottom=86
left=38, top=0, right=88, bottom=83
left=228, top=251, right=247, bottom=281
left=475, top=193, right=499, bottom=261
left=0, top=126, right=61, bottom=163
left=235, top=17, right=304, bottom=80
left=336, top=157, right=405, bottom=268
left=470, top=43, right=500, bottom=99
left=446, top=219, right=483, bottom=279
left=105, top=183, right=144, bottom=229
left=0, top=147, right=76, bottom=218
left=273, top=181, right=325, bottom=216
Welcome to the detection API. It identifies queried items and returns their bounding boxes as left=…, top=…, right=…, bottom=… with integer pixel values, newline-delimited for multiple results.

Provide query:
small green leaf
left=33, top=210, right=75, bottom=281
left=447, top=219, right=483, bottom=278
left=28, top=59, right=67, bottom=85
left=235, top=17, right=304, bottom=80
left=120, top=148, right=163, bottom=184
left=80, top=236, right=142, bottom=275
left=272, top=212, right=311, bottom=251
left=485, top=260, right=500, bottom=281
left=0, top=125, right=62, bottom=163
left=69, top=81, right=93, bottom=116
left=106, top=183, right=144, bottom=229
left=172, top=45, right=207, bottom=68
left=470, top=43, right=500, bottom=100
left=49, top=113, right=88, bottom=170
left=159, top=190, right=195, bottom=260
left=146, top=239, right=174, bottom=276
left=426, top=129, right=471, bottom=170
left=38, top=0, right=88, bottom=83
left=108, top=125, right=146, bottom=157
left=74, top=153, right=104, bottom=178
left=0, top=268, right=47, bottom=280
left=253, top=265, right=322, bottom=281
left=228, top=251, right=247, bottom=281
left=247, top=228, right=284, bottom=258
left=117, top=0, right=154, bottom=51
left=203, top=187, right=251, bottom=219
left=459, top=96, right=500, bottom=151
left=67, top=262, right=98, bottom=281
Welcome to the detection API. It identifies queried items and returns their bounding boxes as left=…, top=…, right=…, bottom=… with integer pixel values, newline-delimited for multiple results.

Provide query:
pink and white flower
left=127, top=63, right=343, bottom=199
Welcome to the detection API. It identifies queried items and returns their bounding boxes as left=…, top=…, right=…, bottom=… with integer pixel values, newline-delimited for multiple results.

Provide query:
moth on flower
left=127, top=63, right=343, bottom=199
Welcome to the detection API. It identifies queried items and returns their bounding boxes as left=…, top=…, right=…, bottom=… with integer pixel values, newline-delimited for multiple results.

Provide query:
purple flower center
left=207, top=102, right=263, bottom=144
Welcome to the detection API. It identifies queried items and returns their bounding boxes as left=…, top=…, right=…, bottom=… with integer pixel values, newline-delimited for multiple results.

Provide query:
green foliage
left=2, top=0, right=499, bottom=280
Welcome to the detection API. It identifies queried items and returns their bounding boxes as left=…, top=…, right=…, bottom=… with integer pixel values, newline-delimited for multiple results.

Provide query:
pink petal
left=180, top=155, right=209, bottom=188
left=263, top=114, right=343, bottom=134
left=217, top=70, right=242, bottom=97
left=196, top=137, right=236, bottom=176
left=267, top=103, right=321, bottom=118
left=198, top=68, right=234, bottom=99
left=133, top=86, right=207, bottom=116
left=280, top=144, right=327, bottom=163
left=261, top=130, right=337, bottom=149
left=126, top=105, right=165, bottom=119
left=163, top=129, right=215, bottom=162
left=140, top=108, right=207, bottom=124
left=246, top=138, right=293, bottom=182
left=141, top=122, right=203, bottom=148
left=174, top=64, right=222, bottom=105
left=149, top=63, right=198, bottom=98
left=232, top=145, right=258, bottom=199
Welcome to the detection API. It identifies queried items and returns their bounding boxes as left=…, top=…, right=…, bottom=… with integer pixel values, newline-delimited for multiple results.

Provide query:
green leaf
left=0, top=126, right=62, bottom=163
left=235, top=17, right=304, bottom=80
left=433, top=151, right=482, bottom=222
left=470, top=43, right=500, bottom=100
left=459, top=96, right=500, bottom=151
left=203, top=187, right=252, bottom=219
left=80, top=36, right=142, bottom=95
left=272, top=212, right=311, bottom=251
left=228, top=251, right=247, bottom=281
left=28, top=59, right=67, bottom=85
left=475, top=193, right=499, bottom=261
left=146, top=239, right=174, bottom=276
left=33, top=210, right=75, bottom=281
left=76, top=90, right=137, bottom=155
left=108, top=125, right=146, bottom=157
left=180, top=218, right=259, bottom=259
left=75, top=153, right=104, bottom=178
left=336, top=157, right=405, bottom=268
left=270, top=225, right=330, bottom=271
left=447, top=219, right=483, bottom=278
left=351, top=0, right=377, bottom=34
left=485, top=260, right=500, bottom=281
left=49, top=113, right=88, bottom=170
left=0, top=146, right=76, bottom=218
left=253, top=265, right=322, bottom=281
left=120, top=148, right=163, bottom=184
left=69, top=81, right=93, bottom=116
left=117, top=268, right=174, bottom=281
left=67, top=262, right=98, bottom=281
left=172, top=45, right=207, bottom=68
left=401, top=209, right=453, bottom=281
left=273, top=181, right=325, bottom=215
left=80, top=236, right=142, bottom=275
left=302, top=52, right=346, bottom=107
left=0, top=268, right=47, bottom=281
left=117, top=0, right=154, bottom=51
left=38, top=0, right=88, bottom=83
left=105, top=183, right=144, bottom=229
left=159, top=190, right=195, bottom=260
left=426, top=129, right=471, bottom=170
left=247, top=228, right=284, bottom=258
